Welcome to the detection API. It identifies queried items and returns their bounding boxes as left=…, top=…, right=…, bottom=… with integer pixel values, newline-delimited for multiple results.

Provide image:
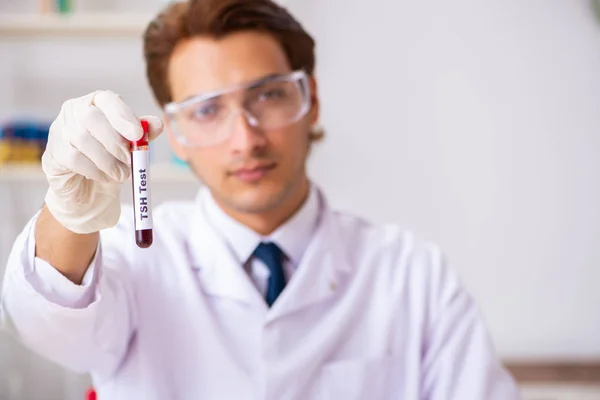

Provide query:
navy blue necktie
left=253, top=242, right=286, bottom=307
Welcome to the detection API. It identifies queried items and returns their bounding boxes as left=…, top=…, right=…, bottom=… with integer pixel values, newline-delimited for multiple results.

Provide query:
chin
left=225, top=183, right=288, bottom=214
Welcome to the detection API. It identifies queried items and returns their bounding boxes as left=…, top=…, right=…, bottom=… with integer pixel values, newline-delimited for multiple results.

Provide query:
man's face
left=167, top=31, right=319, bottom=214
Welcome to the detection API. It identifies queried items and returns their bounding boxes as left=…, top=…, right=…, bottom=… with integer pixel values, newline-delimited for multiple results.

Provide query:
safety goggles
left=164, top=70, right=311, bottom=148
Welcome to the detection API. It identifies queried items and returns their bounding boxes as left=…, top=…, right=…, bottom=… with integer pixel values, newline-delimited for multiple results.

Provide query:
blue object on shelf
left=0, top=119, right=51, bottom=163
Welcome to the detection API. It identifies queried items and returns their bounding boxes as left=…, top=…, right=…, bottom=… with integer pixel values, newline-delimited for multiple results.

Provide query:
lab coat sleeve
left=420, top=245, right=522, bottom=400
left=0, top=210, right=136, bottom=380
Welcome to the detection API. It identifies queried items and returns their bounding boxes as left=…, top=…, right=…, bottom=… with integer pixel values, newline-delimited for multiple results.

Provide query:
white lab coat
left=1, top=187, right=521, bottom=400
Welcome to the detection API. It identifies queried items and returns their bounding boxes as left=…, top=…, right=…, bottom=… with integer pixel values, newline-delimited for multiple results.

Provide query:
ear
left=164, top=113, right=189, bottom=162
left=308, top=75, right=320, bottom=126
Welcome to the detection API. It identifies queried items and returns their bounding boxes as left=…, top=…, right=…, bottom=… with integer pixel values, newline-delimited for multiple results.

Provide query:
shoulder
left=329, top=208, right=461, bottom=301
left=329, top=208, right=436, bottom=263
left=329, top=208, right=468, bottom=326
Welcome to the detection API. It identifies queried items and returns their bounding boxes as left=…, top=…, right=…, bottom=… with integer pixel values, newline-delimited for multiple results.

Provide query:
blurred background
left=1, top=0, right=599, bottom=399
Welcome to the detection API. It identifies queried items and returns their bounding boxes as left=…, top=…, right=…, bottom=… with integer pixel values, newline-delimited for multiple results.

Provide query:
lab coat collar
left=267, top=185, right=320, bottom=267
left=265, top=189, right=353, bottom=322
left=187, top=185, right=352, bottom=317
left=201, top=184, right=320, bottom=268
left=200, top=189, right=259, bottom=266
left=187, top=189, right=264, bottom=308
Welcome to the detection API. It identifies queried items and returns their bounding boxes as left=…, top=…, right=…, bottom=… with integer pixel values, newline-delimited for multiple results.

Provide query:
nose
left=228, top=110, right=267, bottom=153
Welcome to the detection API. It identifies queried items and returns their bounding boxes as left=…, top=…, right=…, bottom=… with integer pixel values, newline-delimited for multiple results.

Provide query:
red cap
left=140, top=119, right=149, bottom=134
left=85, top=388, right=97, bottom=400
left=132, top=120, right=149, bottom=148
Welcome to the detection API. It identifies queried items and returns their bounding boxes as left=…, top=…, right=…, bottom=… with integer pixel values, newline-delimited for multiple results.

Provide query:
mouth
left=230, top=163, right=276, bottom=183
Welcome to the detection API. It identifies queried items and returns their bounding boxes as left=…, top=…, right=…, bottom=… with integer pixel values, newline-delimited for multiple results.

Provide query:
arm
left=35, top=204, right=99, bottom=285
left=1, top=91, right=163, bottom=379
left=421, top=246, right=522, bottom=400
left=1, top=209, right=137, bottom=379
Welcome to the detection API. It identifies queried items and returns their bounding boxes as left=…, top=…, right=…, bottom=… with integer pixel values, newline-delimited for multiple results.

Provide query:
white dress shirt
left=202, top=184, right=320, bottom=298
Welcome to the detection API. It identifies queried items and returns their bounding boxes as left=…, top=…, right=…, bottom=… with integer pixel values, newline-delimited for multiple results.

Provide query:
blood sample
left=130, top=120, right=153, bottom=248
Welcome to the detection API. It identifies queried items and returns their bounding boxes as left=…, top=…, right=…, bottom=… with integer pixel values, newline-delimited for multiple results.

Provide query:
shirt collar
left=200, top=184, right=321, bottom=267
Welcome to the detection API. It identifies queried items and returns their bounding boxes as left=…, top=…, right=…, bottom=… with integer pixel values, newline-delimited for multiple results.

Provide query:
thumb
left=140, top=115, right=164, bottom=141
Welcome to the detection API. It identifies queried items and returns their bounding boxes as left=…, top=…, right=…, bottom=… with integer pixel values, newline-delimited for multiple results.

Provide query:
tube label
left=132, top=149, right=153, bottom=231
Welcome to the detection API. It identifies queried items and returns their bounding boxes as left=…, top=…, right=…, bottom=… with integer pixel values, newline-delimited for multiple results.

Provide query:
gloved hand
left=41, top=90, right=163, bottom=234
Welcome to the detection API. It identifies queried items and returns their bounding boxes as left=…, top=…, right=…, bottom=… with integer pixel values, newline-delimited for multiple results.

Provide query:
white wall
left=290, top=0, right=600, bottom=359
left=1, top=1, right=600, bottom=397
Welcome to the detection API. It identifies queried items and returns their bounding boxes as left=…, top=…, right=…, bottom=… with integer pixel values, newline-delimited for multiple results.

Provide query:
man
left=1, top=0, right=522, bottom=399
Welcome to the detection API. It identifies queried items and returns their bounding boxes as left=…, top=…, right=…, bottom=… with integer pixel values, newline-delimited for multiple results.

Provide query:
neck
left=218, top=177, right=310, bottom=236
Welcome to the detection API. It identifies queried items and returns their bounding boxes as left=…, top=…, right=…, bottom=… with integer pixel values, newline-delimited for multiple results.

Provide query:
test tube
left=131, top=120, right=153, bottom=248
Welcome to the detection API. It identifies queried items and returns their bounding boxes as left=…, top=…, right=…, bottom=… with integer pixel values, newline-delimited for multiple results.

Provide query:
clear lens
left=244, top=79, right=307, bottom=128
left=166, top=71, right=310, bottom=148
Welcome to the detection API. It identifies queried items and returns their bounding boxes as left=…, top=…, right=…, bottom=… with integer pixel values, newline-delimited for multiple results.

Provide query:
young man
left=1, top=0, right=522, bottom=399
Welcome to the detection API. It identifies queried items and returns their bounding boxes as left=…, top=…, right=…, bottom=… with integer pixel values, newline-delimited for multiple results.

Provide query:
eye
left=257, top=88, right=287, bottom=101
left=190, top=103, right=221, bottom=120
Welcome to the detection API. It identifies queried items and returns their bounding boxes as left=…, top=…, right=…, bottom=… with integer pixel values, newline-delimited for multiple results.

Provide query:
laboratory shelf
left=0, top=13, right=153, bottom=36
left=0, top=163, right=195, bottom=184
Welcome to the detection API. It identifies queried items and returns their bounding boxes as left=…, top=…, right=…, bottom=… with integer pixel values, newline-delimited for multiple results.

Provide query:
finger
left=140, top=115, right=164, bottom=142
left=91, top=90, right=143, bottom=142
left=68, top=125, right=130, bottom=183
left=59, top=144, right=114, bottom=184
left=79, top=106, right=132, bottom=165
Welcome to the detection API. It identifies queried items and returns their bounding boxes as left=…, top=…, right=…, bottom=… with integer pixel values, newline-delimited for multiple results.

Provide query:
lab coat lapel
left=187, top=191, right=266, bottom=308
left=267, top=192, right=352, bottom=322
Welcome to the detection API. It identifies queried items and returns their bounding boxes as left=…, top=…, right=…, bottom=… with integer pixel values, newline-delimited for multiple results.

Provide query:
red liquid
left=130, top=155, right=153, bottom=249
left=136, top=229, right=153, bottom=248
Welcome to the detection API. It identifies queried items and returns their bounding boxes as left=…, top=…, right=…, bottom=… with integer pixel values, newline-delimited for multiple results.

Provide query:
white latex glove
left=41, top=90, right=163, bottom=234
